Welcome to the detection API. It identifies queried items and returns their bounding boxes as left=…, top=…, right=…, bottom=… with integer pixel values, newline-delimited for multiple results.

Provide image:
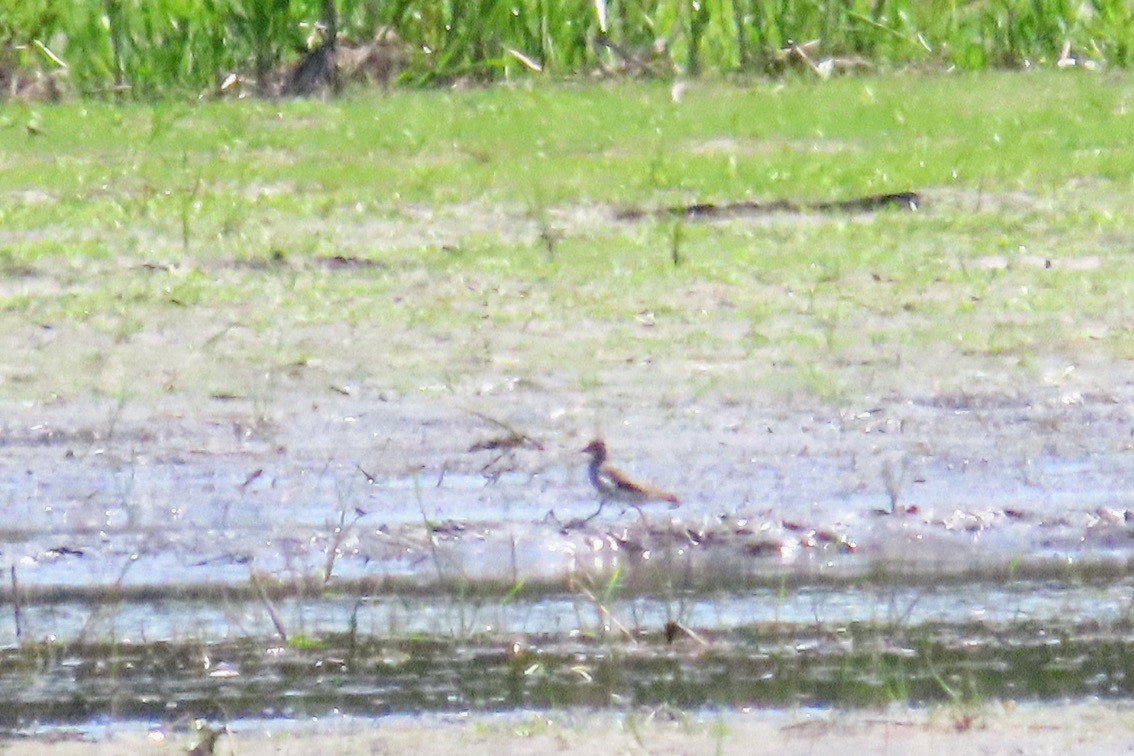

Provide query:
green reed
left=3, top=0, right=1134, bottom=98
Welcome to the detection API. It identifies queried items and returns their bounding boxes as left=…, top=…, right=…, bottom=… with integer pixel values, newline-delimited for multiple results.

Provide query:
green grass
left=2, top=71, right=1134, bottom=402
left=4, top=72, right=1134, bottom=205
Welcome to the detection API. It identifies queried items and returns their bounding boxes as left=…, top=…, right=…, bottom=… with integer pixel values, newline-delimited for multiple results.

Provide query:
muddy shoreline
left=5, top=703, right=1134, bottom=756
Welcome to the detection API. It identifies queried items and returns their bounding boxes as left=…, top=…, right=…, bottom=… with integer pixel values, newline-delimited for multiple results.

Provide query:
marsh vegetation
left=2, top=70, right=1134, bottom=748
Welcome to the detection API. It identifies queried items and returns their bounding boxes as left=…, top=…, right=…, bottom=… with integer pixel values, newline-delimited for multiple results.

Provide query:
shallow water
left=1, top=580, right=1133, bottom=733
left=3, top=579, right=1133, bottom=649
left=3, top=392, right=1134, bottom=734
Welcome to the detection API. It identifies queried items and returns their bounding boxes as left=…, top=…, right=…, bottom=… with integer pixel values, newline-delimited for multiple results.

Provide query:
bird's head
left=581, top=439, right=607, bottom=461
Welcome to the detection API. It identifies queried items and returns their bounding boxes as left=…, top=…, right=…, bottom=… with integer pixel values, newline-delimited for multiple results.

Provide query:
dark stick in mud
left=10, top=566, right=23, bottom=643
left=250, top=569, right=288, bottom=642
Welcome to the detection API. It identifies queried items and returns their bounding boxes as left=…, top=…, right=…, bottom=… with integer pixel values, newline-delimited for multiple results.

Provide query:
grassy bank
left=1, top=70, right=1134, bottom=401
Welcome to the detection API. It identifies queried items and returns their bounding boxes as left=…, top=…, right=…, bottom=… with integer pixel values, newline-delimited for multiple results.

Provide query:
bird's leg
left=582, top=499, right=608, bottom=522
left=549, top=501, right=607, bottom=531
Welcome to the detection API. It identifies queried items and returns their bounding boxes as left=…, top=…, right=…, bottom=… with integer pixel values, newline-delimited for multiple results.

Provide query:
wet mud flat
left=4, top=378, right=1134, bottom=592
left=2, top=383, right=1134, bottom=739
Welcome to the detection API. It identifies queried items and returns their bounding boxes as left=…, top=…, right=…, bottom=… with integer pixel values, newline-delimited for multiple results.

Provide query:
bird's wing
left=602, top=465, right=678, bottom=503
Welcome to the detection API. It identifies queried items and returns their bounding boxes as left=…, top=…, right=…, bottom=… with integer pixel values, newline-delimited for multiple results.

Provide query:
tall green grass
left=3, top=0, right=1134, bottom=98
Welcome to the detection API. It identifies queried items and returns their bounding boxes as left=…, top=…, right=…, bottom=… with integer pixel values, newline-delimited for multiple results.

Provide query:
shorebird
left=581, top=439, right=679, bottom=521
